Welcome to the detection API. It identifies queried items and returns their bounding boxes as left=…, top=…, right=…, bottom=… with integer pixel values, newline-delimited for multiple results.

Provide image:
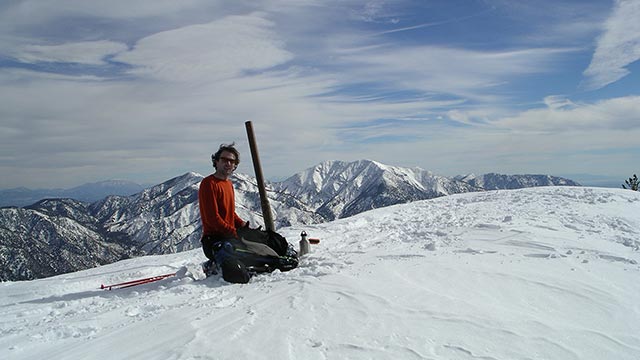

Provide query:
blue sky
left=1, top=0, right=638, bottom=189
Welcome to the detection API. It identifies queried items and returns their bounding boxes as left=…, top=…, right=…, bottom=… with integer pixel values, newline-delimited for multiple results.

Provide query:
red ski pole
left=100, top=273, right=176, bottom=290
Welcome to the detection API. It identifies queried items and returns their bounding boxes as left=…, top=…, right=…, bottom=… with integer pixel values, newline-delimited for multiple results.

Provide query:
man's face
left=215, top=150, right=238, bottom=177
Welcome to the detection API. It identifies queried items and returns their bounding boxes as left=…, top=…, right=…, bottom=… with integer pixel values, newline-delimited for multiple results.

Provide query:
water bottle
left=299, top=231, right=310, bottom=256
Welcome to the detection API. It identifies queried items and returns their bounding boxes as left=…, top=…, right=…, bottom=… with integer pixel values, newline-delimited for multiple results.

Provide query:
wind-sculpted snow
left=1, top=186, right=638, bottom=359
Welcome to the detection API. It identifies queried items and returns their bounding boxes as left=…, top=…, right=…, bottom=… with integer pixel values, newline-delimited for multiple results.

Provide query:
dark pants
left=201, top=234, right=237, bottom=261
left=202, top=230, right=298, bottom=278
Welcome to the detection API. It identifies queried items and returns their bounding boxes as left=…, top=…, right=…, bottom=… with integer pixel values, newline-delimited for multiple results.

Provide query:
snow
left=1, top=186, right=639, bottom=359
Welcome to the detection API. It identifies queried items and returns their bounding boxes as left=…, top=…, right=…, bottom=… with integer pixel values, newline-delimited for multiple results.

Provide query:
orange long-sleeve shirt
left=198, top=175, right=245, bottom=238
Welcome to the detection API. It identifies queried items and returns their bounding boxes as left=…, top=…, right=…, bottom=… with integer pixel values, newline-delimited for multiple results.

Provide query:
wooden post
left=245, top=121, right=275, bottom=232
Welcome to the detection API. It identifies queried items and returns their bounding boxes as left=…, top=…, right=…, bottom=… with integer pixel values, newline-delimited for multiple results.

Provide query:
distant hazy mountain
left=0, top=180, right=146, bottom=207
left=454, top=173, right=580, bottom=190
left=0, top=160, right=581, bottom=281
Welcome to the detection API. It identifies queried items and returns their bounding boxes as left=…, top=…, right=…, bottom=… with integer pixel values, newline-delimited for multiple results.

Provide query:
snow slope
left=1, top=187, right=639, bottom=359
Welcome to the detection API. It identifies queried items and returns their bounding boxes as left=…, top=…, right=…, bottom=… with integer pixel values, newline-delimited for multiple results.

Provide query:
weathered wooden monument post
left=245, top=121, right=275, bottom=232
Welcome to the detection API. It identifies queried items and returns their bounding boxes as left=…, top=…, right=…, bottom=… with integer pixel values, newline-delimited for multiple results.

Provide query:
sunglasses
left=218, top=156, right=238, bottom=164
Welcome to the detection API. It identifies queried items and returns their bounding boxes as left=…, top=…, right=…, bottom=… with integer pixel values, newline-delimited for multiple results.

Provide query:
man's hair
left=211, top=143, right=240, bottom=170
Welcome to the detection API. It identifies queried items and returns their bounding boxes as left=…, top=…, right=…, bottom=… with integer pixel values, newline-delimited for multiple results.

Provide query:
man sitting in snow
left=198, top=143, right=249, bottom=280
left=198, top=143, right=297, bottom=283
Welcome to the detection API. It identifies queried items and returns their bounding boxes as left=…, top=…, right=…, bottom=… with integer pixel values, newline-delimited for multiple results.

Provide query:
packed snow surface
left=1, top=187, right=639, bottom=359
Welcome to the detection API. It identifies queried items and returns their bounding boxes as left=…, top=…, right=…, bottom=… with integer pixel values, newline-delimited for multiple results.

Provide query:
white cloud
left=114, top=14, right=293, bottom=82
left=396, top=94, right=640, bottom=177
left=494, top=95, right=640, bottom=132
left=11, top=40, right=128, bottom=65
left=336, top=45, right=577, bottom=101
left=542, top=95, right=576, bottom=110
left=583, top=0, right=640, bottom=90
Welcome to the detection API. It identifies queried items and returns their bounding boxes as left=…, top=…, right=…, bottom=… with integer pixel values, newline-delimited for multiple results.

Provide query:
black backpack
left=237, top=226, right=290, bottom=256
left=215, top=227, right=298, bottom=283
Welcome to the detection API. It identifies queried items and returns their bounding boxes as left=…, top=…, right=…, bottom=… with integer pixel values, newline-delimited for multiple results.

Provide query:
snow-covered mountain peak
left=137, top=172, right=202, bottom=201
left=284, top=159, right=419, bottom=193
left=457, top=173, right=477, bottom=182
left=272, top=159, right=476, bottom=220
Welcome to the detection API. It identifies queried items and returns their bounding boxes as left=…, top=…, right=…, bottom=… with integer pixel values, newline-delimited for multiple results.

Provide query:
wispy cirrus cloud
left=493, top=95, right=640, bottom=132
left=332, top=45, right=578, bottom=102
left=11, top=41, right=128, bottom=65
left=583, top=0, right=640, bottom=90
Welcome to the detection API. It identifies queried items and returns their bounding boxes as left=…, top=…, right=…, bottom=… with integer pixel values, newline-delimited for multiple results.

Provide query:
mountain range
left=0, top=180, right=146, bottom=207
left=0, top=160, right=579, bottom=281
left=454, top=173, right=579, bottom=189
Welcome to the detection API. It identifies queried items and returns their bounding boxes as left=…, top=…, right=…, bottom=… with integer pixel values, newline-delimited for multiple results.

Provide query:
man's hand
left=242, top=221, right=262, bottom=230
